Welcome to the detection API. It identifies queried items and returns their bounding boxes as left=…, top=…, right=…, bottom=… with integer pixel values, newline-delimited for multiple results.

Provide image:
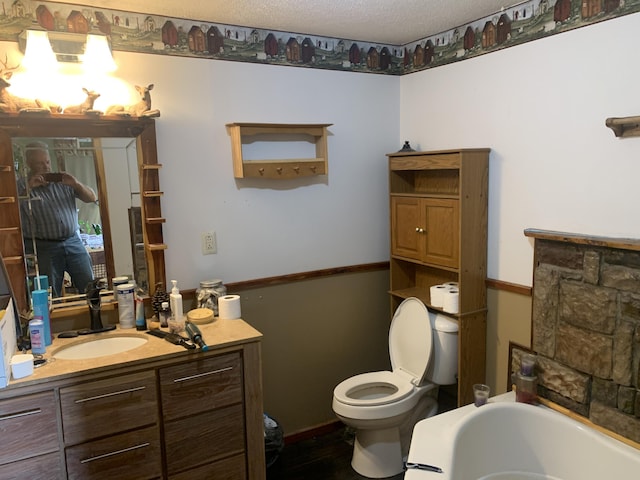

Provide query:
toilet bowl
left=332, top=297, right=458, bottom=478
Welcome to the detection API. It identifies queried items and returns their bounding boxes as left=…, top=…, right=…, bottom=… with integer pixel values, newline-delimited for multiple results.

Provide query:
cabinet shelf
left=146, top=243, right=167, bottom=251
left=391, top=254, right=459, bottom=273
left=391, top=192, right=459, bottom=199
left=227, top=122, right=332, bottom=179
left=2, top=255, right=23, bottom=265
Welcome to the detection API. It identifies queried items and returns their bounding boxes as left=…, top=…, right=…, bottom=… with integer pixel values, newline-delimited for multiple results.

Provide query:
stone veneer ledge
left=522, top=228, right=640, bottom=445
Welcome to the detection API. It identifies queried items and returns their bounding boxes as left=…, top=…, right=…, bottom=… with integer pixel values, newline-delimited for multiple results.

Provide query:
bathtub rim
left=405, top=391, right=640, bottom=479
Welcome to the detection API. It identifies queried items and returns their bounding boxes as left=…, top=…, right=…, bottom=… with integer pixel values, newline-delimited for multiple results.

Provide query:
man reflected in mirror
left=18, top=141, right=97, bottom=297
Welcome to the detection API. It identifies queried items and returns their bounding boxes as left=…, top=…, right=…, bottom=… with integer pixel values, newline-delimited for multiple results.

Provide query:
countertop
left=5, top=318, right=262, bottom=390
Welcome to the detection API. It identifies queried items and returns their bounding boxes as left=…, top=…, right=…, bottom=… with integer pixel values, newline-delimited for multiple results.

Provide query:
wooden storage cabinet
left=159, top=352, right=246, bottom=478
left=0, top=390, right=63, bottom=475
left=391, top=197, right=459, bottom=267
left=388, top=148, right=489, bottom=406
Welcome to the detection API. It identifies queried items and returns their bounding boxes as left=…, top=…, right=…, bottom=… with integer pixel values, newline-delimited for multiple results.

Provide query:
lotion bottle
left=169, top=280, right=183, bottom=327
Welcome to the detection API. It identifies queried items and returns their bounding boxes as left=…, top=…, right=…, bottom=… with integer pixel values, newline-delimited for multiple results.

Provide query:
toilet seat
left=333, top=371, right=413, bottom=406
left=333, top=298, right=434, bottom=409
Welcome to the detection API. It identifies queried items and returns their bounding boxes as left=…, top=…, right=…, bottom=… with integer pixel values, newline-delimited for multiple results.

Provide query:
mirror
left=14, top=137, right=143, bottom=299
left=0, top=115, right=166, bottom=314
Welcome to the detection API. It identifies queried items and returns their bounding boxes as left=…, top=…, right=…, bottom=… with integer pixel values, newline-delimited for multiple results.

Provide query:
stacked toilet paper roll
left=429, top=282, right=459, bottom=313
left=442, top=287, right=459, bottom=314
left=218, top=295, right=242, bottom=320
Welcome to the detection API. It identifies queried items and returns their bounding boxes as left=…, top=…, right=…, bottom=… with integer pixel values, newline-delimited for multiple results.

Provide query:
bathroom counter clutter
left=405, top=391, right=640, bottom=479
left=5, top=318, right=261, bottom=387
left=0, top=318, right=266, bottom=480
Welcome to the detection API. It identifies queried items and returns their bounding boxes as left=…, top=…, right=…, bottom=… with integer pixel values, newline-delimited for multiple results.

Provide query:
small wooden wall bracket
left=605, top=116, right=640, bottom=138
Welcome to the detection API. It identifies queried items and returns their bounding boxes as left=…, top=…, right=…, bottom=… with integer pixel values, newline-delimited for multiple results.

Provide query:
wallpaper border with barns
left=0, top=0, right=638, bottom=75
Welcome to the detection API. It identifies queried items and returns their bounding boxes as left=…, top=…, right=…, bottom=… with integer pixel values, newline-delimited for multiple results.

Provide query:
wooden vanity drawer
left=159, top=352, right=242, bottom=420
left=169, top=452, right=246, bottom=480
left=0, top=451, right=64, bottom=479
left=0, top=390, right=59, bottom=465
left=65, top=424, right=162, bottom=480
left=164, top=403, right=245, bottom=476
left=60, top=370, right=158, bottom=445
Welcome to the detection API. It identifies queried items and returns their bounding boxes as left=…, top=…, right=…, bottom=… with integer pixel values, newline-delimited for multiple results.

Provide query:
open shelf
left=227, top=122, right=332, bottom=179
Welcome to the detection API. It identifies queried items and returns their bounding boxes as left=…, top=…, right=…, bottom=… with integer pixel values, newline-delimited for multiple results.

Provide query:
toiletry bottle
left=159, top=301, right=170, bottom=328
left=168, top=289, right=185, bottom=335
left=32, top=289, right=51, bottom=345
left=169, top=279, right=183, bottom=326
left=135, top=290, right=146, bottom=331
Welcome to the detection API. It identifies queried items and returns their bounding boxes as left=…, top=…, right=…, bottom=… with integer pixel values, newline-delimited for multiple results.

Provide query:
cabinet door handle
left=74, top=386, right=146, bottom=404
left=415, top=227, right=425, bottom=233
left=79, top=442, right=150, bottom=463
left=173, top=366, right=233, bottom=383
left=0, top=408, right=41, bottom=421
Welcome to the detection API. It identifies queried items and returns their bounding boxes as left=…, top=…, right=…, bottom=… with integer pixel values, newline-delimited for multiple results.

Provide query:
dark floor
left=266, top=390, right=457, bottom=480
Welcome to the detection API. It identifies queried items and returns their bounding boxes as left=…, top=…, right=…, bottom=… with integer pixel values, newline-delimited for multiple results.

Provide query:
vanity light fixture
left=20, top=29, right=57, bottom=70
left=18, top=29, right=116, bottom=71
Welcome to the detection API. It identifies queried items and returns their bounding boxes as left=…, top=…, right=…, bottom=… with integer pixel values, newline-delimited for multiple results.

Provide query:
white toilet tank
left=427, top=313, right=459, bottom=385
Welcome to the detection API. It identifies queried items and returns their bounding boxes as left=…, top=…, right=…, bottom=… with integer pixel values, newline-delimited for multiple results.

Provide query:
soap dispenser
left=169, top=280, right=184, bottom=333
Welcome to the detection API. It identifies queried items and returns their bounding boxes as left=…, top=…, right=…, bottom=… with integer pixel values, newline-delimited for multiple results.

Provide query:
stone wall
left=525, top=232, right=640, bottom=444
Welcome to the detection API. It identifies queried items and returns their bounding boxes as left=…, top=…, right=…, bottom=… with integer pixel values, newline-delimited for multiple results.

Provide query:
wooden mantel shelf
left=524, top=228, right=640, bottom=251
left=605, top=116, right=640, bottom=138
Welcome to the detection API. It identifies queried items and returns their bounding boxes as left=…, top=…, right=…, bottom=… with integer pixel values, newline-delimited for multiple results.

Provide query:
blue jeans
left=27, top=232, right=95, bottom=297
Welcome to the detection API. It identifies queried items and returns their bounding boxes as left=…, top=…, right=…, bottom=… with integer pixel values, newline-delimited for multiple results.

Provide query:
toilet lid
left=389, top=297, right=433, bottom=385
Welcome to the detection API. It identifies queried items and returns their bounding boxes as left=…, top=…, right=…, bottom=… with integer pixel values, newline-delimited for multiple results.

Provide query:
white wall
left=400, top=12, right=640, bottom=286
left=110, top=54, right=400, bottom=289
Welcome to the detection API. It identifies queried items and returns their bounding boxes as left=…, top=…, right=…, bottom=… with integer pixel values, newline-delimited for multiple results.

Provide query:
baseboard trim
left=486, top=278, right=531, bottom=296
left=284, top=420, right=344, bottom=445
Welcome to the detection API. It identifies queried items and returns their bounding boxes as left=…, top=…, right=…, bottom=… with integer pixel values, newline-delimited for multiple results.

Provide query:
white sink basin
left=53, top=336, right=148, bottom=360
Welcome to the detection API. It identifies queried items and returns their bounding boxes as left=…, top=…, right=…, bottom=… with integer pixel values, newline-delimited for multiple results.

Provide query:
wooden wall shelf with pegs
left=226, top=122, right=332, bottom=179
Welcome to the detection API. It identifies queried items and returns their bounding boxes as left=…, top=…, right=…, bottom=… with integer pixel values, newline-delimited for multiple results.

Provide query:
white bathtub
left=405, top=392, right=640, bottom=479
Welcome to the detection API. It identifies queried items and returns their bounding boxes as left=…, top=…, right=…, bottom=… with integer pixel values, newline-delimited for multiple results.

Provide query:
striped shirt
left=19, top=181, right=81, bottom=241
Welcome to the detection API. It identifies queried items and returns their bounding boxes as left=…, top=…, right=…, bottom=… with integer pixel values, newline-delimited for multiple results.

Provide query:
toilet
left=332, top=297, right=459, bottom=478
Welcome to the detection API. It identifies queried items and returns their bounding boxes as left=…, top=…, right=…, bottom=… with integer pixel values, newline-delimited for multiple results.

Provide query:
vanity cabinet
left=159, top=352, right=246, bottom=478
left=0, top=390, right=63, bottom=476
left=388, top=148, right=489, bottom=406
left=60, top=370, right=162, bottom=479
left=0, top=325, right=265, bottom=480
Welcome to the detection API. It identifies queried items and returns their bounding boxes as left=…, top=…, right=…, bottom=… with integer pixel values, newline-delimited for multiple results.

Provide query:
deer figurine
left=63, top=88, right=101, bottom=114
left=0, top=55, right=41, bottom=113
left=106, top=84, right=160, bottom=117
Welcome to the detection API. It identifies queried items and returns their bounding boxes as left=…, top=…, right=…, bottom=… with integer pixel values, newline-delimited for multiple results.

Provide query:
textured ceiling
left=65, top=0, right=512, bottom=45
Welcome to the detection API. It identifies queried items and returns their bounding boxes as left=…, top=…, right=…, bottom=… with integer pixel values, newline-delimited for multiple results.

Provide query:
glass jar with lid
left=195, top=279, right=227, bottom=316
